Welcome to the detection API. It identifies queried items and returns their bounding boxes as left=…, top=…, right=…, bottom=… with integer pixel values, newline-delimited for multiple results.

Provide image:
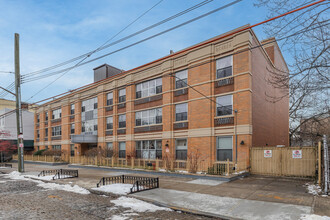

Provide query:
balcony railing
left=214, top=117, right=234, bottom=126
left=135, top=94, right=162, bottom=105
left=173, top=122, right=188, bottom=129
left=134, top=125, right=163, bottom=133
left=174, top=88, right=188, bottom=96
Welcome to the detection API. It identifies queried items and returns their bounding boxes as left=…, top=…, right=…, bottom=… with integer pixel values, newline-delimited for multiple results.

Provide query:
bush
left=33, top=149, right=47, bottom=156
left=85, top=147, right=115, bottom=158
left=42, top=149, right=61, bottom=156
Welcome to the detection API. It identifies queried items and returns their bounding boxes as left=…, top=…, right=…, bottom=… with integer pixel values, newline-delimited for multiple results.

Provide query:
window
left=135, top=108, right=162, bottom=126
left=70, top=144, right=75, bottom=157
left=81, top=97, right=97, bottom=112
left=106, top=117, right=113, bottom=130
left=81, top=97, right=98, bottom=135
left=217, top=136, right=233, bottom=161
left=37, top=114, right=40, bottom=123
left=52, top=126, right=61, bottom=136
left=216, top=56, right=232, bottom=79
left=176, top=139, right=187, bottom=160
left=136, top=78, right=162, bottom=99
left=71, top=124, right=75, bottom=134
left=37, top=130, right=40, bottom=138
left=107, top=92, right=113, bottom=106
left=52, top=145, right=61, bottom=150
left=106, top=142, right=113, bottom=157
left=119, top=142, right=126, bottom=158
left=136, top=140, right=162, bottom=159
left=52, top=109, right=61, bottom=119
left=71, top=104, right=75, bottom=115
left=45, top=112, right=48, bottom=121
left=45, top=145, right=48, bottom=150
left=118, top=114, right=126, bottom=128
left=175, top=103, right=188, bottom=121
left=175, top=69, right=188, bottom=89
left=0, top=117, right=4, bottom=128
left=45, top=128, right=48, bottom=137
left=216, top=95, right=233, bottom=116
left=118, top=88, right=126, bottom=103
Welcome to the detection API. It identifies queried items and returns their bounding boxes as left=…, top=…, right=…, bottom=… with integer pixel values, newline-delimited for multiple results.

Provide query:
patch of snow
left=112, top=196, right=171, bottom=212
left=36, top=182, right=90, bottom=194
left=0, top=180, right=7, bottom=183
left=233, top=171, right=246, bottom=175
left=24, top=175, right=54, bottom=181
left=109, top=215, right=128, bottom=220
left=305, top=183, right=322, bottom=195
left=92, top=184, right=132, bottom=195
left=176, top=170, right=188, bottom=174
left=4, top=171, right=90, bottom=194
left=0, top=167, right=10, bottom=169
left=158, top=168, right=166, bottom=172
left=300, top=214, right=330, bottom=220
left=187, top=179, right=224, bottom=186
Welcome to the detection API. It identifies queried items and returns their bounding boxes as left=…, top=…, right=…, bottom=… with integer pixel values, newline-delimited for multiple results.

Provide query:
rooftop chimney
left=93, top=64, right=123, bottom=82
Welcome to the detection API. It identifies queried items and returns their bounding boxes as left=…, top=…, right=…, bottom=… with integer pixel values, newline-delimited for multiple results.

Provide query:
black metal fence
left=96, top=175, right=159, bottom=193
left=38, top=169, right=78, bottom=180
left=0, top=163, right=12, bottom=168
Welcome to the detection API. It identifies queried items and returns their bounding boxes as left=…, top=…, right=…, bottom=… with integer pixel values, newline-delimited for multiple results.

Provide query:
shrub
left=33, top=149, right=47, bottom=156
left=42, top=149, right=61, bottom=156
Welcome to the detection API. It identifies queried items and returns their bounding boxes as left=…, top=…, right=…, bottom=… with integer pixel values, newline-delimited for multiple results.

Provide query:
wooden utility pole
left=15, top=33, right=24, bottom=172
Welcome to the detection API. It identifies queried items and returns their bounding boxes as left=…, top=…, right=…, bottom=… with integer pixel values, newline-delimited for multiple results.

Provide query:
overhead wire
left=27, top=0, right=326, bottom=106
left=27, top=20, right=330, bottom=111
left=21, top=0, right=214, bottom=79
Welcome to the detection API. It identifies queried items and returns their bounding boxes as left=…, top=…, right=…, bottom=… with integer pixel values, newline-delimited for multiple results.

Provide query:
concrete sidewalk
left=5, top=162, right=330, bottom=219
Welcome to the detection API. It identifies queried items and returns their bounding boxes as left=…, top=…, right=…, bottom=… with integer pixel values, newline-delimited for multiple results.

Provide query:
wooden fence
left=250, top=146, right=317, bottom=177
left=13, top=154, right=62, bottom=163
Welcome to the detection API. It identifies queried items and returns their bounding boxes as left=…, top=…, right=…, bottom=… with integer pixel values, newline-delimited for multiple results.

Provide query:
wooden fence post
left=226, top=159, right=230, bottom=175
left=156, top=159, right=159, bottom=170
left=131, top=157, right=134, bottom=169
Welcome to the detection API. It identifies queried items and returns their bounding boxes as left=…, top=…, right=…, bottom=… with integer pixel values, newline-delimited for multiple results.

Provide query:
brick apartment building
left=33, top=25, right=289, bottom=166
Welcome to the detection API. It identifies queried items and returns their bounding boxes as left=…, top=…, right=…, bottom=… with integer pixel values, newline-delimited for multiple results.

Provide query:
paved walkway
left=5, top=162, right=330, bottom=219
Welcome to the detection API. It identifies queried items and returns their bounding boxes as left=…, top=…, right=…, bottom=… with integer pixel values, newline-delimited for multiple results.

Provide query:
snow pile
left=37, top=182, right=90, bottom=194
left=176, top=170, right=188, bottom=174
left=300, top=214, right=330, bottom=220
left=4, top=171, right=90, bottom=195
left=24, top=175, right=55, bottom=181
left=305, top=183, right=322, bottom=195
left=111, top=196, right=171, bottom=212
left=92, top=184, right=132, bottom=195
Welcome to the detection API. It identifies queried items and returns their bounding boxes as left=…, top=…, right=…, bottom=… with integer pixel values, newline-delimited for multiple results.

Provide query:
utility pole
left=15, top=33, right=24, bottom=172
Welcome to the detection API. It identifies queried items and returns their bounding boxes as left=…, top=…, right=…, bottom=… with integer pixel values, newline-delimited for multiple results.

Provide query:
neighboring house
left=33, top=25, right=289, bottom=166
left=0, top=107, right=35, bottom=152
left=298, top=117, right=330, bottom=146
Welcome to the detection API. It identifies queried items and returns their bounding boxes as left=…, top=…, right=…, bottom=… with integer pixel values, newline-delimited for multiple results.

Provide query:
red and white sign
left=264, top=150, right=272, bottom=158
left=18, top=134, right=23, bottom=139
left=292, top=150, right=302, bottom=159
left=19, top=143, right=24, bottom=148
left=165, top=147, right=169, bottom=153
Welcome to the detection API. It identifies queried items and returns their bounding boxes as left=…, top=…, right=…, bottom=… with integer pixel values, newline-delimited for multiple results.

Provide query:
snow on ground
left=4, top=171, right=90, bottom=194
left=305, top=183, right=322, bottom=195
left=0, top=167, right=10, bottom=169
left=24, top=175, right=55, bottom=181
left=176, top=170, right=188, bottom=174
left=187, top=179, right=225, bottom=186
left=111, top=196, right=171, bottom=212
left=92, top=184, right=132, bottom=195
left=301, top=214, right=330, bottom=220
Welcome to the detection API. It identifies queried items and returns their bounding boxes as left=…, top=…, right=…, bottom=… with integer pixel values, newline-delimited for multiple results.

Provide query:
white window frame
left=175, top=103, right=188, bottom=121
left=216, top=55, right=233, bottom=79
left=216, top=136, right=233, bottom=161
left=216, top=95, right=233, bottom=117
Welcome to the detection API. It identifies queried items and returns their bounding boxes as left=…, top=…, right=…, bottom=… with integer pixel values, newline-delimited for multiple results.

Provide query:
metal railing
left=38, top=169, right=78, bottom=180
left=0, top=163, right=12, bottom=168
left=96, top=175, right=159, bottom=193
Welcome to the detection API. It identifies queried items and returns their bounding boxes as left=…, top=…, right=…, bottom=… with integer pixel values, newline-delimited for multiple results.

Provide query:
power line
left=0, top=71, right=14, bottom=74
left=27, top=0, right=326, bottom=106
left=21, top=0, right=214, bottom=79
left=23, top=0, right=165, bottom=102
left=22, top=0, right=242, bottom=85
left=27, top=20, right=329, bottom=111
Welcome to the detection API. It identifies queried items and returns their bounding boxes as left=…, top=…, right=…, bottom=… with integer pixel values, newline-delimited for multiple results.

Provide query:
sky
left=0, top=0, right=273, bottom=103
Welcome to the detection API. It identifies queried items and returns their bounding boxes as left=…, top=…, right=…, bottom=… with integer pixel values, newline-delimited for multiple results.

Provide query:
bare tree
left=255, top=0, right=330, bottom=144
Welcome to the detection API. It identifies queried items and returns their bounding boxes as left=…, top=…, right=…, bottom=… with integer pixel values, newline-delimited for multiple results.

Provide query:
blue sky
left=0, top=0, right=272, bottom=103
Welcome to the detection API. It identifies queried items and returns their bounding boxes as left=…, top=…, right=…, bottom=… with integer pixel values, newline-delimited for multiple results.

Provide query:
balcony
left=214, top=117, right=234, bottom=126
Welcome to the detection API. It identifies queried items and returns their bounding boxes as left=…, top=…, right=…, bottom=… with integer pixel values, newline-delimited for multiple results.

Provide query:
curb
left=68, top=164, right=248, bottom=182
left=12, top=160, right=68, bottom=166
